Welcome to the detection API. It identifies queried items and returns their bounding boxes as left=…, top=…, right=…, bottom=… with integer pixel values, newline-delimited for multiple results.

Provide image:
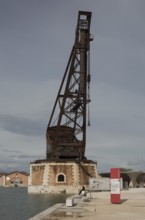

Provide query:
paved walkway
left=29, top=188, right=145, bottom=220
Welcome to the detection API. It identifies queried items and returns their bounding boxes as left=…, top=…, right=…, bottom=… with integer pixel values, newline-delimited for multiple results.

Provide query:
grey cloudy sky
left=0, top=0, right=145, bottom=173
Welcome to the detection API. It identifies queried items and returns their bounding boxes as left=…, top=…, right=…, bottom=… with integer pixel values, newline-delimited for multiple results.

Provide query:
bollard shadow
left=121, top=199, right=128, bottom=204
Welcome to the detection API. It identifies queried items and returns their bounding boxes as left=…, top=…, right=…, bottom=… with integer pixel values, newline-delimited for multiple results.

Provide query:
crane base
left=28, top=160, right=98, bottom=194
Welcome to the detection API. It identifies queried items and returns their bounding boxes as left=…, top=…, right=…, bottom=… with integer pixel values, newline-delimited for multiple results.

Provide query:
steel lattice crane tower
left=28, top=11, right=98, bottom=194
left=46, top=11, right=93, bottom=161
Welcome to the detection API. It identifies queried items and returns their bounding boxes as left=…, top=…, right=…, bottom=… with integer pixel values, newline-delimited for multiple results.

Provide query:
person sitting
left=78, top=185, right=85, bottom=195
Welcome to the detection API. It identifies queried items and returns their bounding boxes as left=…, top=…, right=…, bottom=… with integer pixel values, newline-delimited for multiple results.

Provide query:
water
left=0, top=187, right=68, bottom=220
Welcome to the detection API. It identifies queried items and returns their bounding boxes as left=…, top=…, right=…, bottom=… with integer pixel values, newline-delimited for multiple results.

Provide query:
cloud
left=126, top=158, right=145, bottom=172
left=0, top=146, right=44, bottom=172
left=0, top=113, right=45, bottom=137
left=1, top=149, right=22, bottom=154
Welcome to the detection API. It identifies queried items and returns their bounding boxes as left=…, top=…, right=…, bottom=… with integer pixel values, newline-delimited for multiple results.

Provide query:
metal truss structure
left=46, top=11, right=93, bottom=160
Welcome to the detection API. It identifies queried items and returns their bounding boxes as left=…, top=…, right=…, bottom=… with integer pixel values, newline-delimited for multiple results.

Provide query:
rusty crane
left=28, top=12, right=98, bottom=194
left=46, top=11, right=93, bottom=161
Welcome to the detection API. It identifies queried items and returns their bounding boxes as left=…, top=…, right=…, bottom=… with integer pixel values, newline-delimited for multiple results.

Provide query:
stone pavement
left=28, top=188, right=145, bottom=220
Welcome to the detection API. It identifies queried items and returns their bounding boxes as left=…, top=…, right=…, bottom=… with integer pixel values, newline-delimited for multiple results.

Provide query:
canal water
left=0, top=187, right=68, bottom=220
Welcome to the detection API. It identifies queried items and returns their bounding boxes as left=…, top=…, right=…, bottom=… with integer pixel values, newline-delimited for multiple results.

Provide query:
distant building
left=0, top=173, right=5, bottom=186
left=100, top=170, right=145, bottom=188
left=0, top=171, right=28, bottom=187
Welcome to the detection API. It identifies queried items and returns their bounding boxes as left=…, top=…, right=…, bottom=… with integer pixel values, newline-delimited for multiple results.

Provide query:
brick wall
left=4, top=171, right=28, bottom=187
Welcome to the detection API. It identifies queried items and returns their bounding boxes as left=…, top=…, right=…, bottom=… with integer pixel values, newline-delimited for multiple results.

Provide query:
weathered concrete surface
left=28, top=203, right=64, bottom=220
left=28, top=188, right=145, bottom=220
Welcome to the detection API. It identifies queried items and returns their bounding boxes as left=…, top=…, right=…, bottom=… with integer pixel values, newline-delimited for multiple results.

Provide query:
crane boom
left=46, top=11, right=93, bottom=160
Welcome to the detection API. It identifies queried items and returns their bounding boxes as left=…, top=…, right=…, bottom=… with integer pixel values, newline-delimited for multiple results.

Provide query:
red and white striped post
left=110, top=168, right=121, bottom=204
